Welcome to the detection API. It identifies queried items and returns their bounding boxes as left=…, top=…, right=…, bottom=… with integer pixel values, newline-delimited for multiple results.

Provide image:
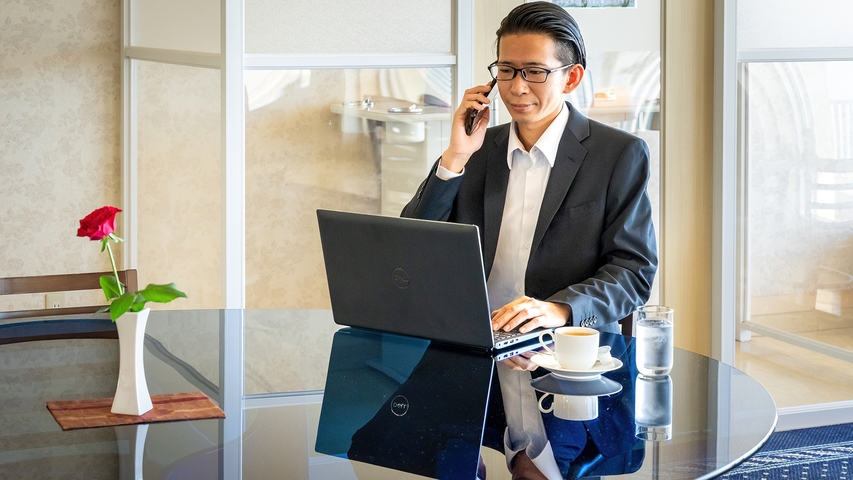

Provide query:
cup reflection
left=634, top=374, right=672, bottom=441
left=538, top=393, right=599, bottom=421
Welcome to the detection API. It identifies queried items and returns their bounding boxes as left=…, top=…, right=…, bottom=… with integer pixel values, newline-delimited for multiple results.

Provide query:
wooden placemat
left=47, top=391, right=225, bottom=431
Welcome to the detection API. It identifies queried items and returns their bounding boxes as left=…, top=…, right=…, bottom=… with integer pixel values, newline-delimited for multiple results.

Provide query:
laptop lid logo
left=390, top=395, right=409, bottom=416
left=392, top=268, right=410, bottom=289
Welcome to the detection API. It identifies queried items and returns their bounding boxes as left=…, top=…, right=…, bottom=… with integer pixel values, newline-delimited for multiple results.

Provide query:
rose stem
left=105, top=241, right=124, bottom=295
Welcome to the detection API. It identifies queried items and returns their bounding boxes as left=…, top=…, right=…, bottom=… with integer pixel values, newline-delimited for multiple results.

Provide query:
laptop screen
left=317, top=209, right=497, bottom=350
left=315, top=328, right=495, bottom=479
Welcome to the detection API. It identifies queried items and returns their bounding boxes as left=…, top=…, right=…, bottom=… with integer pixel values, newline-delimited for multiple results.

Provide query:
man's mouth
left=509, top=102, right=536, bottom=113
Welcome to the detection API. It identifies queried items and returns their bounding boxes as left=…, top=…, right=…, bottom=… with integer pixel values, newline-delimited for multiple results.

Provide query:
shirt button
left=523, top=243, right=530, bottom=250
left=527, top=203, right=534, bottom=210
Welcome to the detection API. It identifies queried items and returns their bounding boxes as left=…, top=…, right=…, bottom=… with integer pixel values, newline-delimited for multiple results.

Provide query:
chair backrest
left=618, top=313, right=634, bottom=337
left=0, top=270, right=138, bottom=321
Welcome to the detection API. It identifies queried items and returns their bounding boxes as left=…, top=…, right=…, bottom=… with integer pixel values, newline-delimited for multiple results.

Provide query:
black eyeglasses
left=488, top=62, right=574, bottom=84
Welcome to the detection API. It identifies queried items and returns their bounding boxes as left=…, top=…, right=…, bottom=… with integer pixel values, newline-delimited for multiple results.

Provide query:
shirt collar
left=506, top=103, right=569, bottom=170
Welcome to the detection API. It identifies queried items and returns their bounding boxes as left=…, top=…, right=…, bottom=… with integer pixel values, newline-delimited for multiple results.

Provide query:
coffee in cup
left=539, top=326, right=600, bottom=370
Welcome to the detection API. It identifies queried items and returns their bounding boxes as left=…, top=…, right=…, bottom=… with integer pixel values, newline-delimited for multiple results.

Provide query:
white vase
left=111, top=308, right=154, bottom=416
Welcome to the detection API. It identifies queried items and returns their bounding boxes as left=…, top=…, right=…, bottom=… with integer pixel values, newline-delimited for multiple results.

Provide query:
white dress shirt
left=487, top=106, right=568, bottom=310
left=497, top=363, right=563, bottom=479
left=437, top=106, right=569, bottom=311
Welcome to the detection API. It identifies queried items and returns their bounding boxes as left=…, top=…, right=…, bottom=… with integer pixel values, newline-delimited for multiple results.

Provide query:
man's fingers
left=500, top=354, right=538, bottom=371
left=518, top=315, right=541, bottom=333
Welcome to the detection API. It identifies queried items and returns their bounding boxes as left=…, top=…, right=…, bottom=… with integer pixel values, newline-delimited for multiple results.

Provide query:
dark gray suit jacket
left=401, top=103, right=657, bottom=332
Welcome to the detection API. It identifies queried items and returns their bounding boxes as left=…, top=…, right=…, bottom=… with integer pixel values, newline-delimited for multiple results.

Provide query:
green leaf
left=129, top=298, right=147, bottom=312
left=109, top=292, right=136, bottom=322
left=130, top=293, right=147, bottom=310
left=100, top=275, right=122, bottom=300
left=137, top=283, right=187, bottom=304
left=100, top=238, right=108, bottom=252
left=109, top=233, right=124, bottom=243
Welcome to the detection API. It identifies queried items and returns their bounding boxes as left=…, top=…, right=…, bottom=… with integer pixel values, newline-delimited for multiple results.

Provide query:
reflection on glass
left=739, top=61, right=853, bottom=407
left=569, top=50, right=661, bottom=304
left=314, top=328, right=491, bottom=479
left=571, top=51, right=661, bottom=133
left=519, top=334, right=645, bottom=477
left=634, top=374, right=672, bottom=441
left=136, top=61, right=222, bottom=311
left=539, top=393, right=599, bottom=421
left=244, top=68, right=452, bottom=309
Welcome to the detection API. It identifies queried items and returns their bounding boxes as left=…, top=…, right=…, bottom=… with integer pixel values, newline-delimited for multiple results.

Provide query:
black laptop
left=316, top=209, right=549, bottom=357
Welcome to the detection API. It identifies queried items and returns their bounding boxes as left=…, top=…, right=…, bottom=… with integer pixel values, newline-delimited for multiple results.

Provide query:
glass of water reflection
left=635, top=305, right=674, bottom=376
left=634, top=374, right=673, bottom=441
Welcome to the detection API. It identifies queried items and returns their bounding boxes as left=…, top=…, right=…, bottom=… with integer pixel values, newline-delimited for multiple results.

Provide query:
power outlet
left=45, top=292, right=66, bottom=309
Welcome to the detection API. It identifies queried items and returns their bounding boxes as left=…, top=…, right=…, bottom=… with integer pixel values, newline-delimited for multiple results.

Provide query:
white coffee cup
left=539, top=326, right=600, bottom=371
left=538, top=393, right=599, bottom=421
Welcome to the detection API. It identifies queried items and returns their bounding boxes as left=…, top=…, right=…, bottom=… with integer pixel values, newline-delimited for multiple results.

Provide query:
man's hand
left=510, top=450, right=549, bottom=480
left=491, top=296, right=571, bottom=333
left=440, top=84, right=495, bottom=173
left=499, top=350, right=540, bottom=371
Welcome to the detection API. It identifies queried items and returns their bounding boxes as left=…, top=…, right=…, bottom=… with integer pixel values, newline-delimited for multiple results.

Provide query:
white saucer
left=530, top=354, right=623, bottom=380
left=531, top=374, right=623, bottom=397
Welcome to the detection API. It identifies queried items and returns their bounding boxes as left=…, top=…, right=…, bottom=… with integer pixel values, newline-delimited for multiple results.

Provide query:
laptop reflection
left=314, top=328, right=494, bottom=479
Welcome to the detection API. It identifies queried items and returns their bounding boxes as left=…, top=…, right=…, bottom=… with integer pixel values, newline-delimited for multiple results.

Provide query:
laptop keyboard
left=493, top=329, right=523, bottom=341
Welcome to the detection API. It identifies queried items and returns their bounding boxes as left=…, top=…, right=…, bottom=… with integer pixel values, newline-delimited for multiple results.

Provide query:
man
left=402, top=2, right=657, bottom=337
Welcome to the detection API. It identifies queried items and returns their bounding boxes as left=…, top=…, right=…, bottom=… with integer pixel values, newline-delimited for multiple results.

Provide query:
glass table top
left=0, top=309, right=777, bottom=479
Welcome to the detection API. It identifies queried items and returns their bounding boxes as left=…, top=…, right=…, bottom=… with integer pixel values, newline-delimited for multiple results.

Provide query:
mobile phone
left=464, top=79, right=498, bottom=136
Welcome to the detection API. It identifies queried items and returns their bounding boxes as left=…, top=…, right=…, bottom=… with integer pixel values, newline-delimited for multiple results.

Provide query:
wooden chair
left=0, top=270, right=138, bottom=344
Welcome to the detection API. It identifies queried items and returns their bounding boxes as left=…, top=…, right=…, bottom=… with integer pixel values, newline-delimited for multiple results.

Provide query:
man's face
left=495, top=33, right=582, bottom=132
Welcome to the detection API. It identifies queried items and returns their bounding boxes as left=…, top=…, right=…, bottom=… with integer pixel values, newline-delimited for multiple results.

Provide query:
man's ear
left=563, top=64, right=585, bottom=94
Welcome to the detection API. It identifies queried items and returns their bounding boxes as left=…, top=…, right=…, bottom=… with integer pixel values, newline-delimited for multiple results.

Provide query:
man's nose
left=508, top=73, right=529, bottom=95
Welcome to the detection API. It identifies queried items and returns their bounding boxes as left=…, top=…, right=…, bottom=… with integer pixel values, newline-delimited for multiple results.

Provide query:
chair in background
left=618, top=313, right=634, bottom=337
left=0, top=270, right=138, bottom=344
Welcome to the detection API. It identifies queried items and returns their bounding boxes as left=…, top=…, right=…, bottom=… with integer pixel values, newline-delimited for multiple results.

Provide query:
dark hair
left=495, top=1, right=587, bottom=69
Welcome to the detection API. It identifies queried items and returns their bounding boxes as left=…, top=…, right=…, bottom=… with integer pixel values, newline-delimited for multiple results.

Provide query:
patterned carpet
left=720, top=422, right=853, bottom=479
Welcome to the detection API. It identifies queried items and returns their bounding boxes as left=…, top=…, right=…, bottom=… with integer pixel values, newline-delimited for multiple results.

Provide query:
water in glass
left=636, top=317, right=673, bottom=376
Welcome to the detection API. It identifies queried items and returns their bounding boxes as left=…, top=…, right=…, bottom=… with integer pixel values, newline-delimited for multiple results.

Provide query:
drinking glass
left=635, top=305, right=674, bottom=376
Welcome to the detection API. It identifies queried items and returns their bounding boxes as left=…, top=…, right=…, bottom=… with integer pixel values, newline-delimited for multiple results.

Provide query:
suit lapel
left=483, top=125, right=511, bottom=276
left=531, top=103, right=590, bottom=254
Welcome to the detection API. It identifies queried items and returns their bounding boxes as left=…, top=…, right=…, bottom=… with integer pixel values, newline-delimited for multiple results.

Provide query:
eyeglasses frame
left=487, top=62, right=575, bottom=84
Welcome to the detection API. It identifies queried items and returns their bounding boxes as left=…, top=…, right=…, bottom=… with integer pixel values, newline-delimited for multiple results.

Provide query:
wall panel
left=662, top=0, right=715, bottom=356
left=0, top=0, right=121, bottom=311
left=131, top=0, right=220, bottom=53
left=245, top=0, right=451, bottom=55
left=738, top=0, right=853, bottom=51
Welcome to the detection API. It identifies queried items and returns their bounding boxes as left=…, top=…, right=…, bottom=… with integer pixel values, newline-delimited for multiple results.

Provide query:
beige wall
left=662, top=0, right=715, bottom=356
left=0, top=0, right=123, bottom=311
left=0, top=0, right=221, bottom=312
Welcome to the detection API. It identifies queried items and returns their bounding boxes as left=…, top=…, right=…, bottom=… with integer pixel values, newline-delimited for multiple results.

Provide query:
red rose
left=77, top=206, right=122, bottom=241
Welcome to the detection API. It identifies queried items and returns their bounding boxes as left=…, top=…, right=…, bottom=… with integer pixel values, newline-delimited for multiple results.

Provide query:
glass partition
left=136, top=61, right=222, bottom=310
left=737, top=61, right=853, bottom=407
left=567, top=3, right=662, bottom=304
left=244, top=67, right=453, bottom=309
